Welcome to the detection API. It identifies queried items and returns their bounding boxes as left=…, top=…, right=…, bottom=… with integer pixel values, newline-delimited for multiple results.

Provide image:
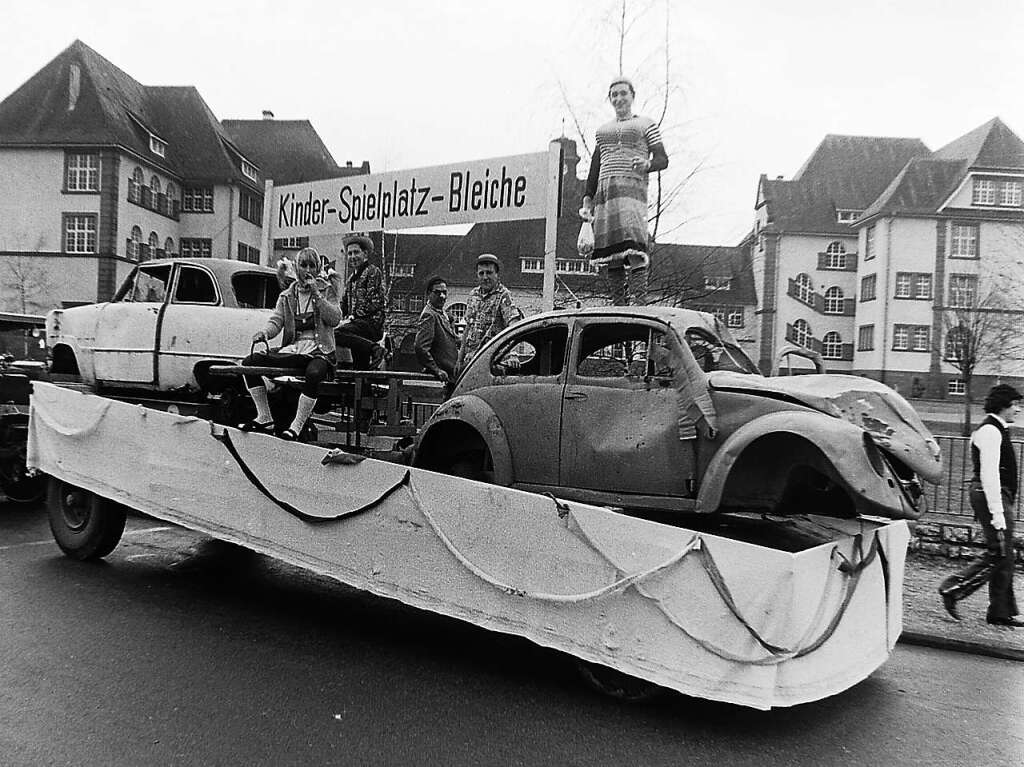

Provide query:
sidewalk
left=900, top=552, right=1024, bottom=660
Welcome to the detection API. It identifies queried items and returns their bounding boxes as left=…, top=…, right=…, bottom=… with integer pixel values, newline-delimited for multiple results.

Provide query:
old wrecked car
left=46, top=258, right=280, bottom=395
left=412, top=306, right=942, bottom=520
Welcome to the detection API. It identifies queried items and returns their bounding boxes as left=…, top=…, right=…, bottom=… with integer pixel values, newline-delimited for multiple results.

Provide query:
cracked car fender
left=417, top=394, right=515, bottom=485
left=697, top=410, right=917, bottom=518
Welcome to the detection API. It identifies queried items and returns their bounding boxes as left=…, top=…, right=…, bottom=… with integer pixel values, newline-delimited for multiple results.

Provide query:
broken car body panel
left=709, top=371, right=943, bottom=484
left=414, top=306, right=940, bottom=521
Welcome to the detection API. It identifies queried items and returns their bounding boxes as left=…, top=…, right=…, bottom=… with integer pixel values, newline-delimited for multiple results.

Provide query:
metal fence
left=926, top=435, right=1022, bottom=521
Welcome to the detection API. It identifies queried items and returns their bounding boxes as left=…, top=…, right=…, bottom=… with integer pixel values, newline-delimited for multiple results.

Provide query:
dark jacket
left=415, top=303, right=459, bottom=379
left=971, top=414, right=1018, bottom=498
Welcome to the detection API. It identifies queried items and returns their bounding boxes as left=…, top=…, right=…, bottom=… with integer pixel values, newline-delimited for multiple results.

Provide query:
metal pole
left=541, top=140, right=563, bottom=312
left=259, top=179, right=274, bottom=266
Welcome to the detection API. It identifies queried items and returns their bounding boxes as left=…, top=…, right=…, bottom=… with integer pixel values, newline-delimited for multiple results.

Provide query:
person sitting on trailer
left=238, top=247, right=343, bottom=441
left=335, top=233, right=387, bottom=369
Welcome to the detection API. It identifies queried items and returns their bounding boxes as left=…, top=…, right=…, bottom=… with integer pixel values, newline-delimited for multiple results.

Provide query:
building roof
left=858, top=158, right=968, bottom=220
left=222, top=118, right=369, bottom=184
left=759, top=135, right=931, bottom=234
left=650, top=243, right=757, bottom=306
left=932, top=116, right=1024, bottom=170
left=425, top=217, right=755, bottom=308
left=0, top=40, right=257, bottom=187
left=860, top=118, right=1024, bottom=222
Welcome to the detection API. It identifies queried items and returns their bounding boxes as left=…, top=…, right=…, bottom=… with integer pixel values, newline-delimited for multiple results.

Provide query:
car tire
left=574, top=659, right=662, bottom=702
left=47, top=478, right=127, bottom=560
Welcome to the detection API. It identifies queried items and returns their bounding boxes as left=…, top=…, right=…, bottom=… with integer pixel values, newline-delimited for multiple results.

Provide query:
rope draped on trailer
left=213, top=428, right=888, bottom=664
left=215, top=430, right=409, bottom=523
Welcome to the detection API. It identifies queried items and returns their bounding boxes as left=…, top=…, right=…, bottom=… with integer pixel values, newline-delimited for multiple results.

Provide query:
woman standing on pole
left=580, top=76, right=668, bottom=306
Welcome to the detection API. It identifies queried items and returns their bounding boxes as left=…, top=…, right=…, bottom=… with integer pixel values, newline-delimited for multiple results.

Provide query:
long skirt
left=591, top=174, right=649, bottom=266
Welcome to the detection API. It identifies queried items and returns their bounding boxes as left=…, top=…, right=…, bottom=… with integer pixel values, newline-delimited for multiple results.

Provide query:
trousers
left=941, top=485, right=1018, bottom=621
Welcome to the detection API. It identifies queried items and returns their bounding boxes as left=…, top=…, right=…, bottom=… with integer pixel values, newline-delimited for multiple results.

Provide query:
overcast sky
left=4, top=0, right=1023, bottom=245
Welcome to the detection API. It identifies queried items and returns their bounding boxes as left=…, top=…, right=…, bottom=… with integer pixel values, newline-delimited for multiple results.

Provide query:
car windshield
left=232, top=272, right=281, bottom=309
left=114, top=264, right=173, bottom=303
left=684, top=327, right=759, bottom=374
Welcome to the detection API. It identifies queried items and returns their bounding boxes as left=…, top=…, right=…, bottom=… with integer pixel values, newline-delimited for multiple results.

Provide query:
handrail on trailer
left=206, top=363, right=437, bottom=448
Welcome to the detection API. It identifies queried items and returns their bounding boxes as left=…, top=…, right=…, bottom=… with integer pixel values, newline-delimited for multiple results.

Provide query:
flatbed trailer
left=28, top=382, right=910, bottom=710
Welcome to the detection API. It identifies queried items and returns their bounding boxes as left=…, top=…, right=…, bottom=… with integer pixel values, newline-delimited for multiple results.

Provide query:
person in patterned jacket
left=455, top=253, right=523, bottom=375
left=335, top=233, right=386, bottom=369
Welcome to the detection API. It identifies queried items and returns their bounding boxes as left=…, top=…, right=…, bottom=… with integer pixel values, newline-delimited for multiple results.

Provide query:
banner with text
left=271, top=151, right=549, bottom=236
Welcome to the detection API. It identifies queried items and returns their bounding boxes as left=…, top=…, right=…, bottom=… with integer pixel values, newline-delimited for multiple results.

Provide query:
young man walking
left=939, top=384, right=1022, bottom=627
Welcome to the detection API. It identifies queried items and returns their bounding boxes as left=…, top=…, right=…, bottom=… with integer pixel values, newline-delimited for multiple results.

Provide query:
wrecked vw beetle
left=413, top=306, right=941, bottom=520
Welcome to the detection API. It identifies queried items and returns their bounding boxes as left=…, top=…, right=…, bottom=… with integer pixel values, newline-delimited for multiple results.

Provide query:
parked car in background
left=46, top=258, right=280, bottom=395
left=0, top=312, right=48, bottom=503
left=413, top=306, right=942, bottom=521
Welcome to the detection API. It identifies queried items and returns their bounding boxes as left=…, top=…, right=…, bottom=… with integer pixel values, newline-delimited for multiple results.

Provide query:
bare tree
left=2, top=255, right=53, bottom=314
left=940, top=269, right=1024, bottom=435
left=555, top=0, right=706, bottom=246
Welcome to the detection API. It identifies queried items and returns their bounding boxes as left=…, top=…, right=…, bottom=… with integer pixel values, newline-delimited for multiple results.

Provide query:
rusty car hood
left=709, top=372, right=943, bottom=483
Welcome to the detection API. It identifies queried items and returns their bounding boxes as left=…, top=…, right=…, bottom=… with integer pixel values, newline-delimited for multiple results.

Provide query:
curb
left=898, top=631, right=1024, bottom=662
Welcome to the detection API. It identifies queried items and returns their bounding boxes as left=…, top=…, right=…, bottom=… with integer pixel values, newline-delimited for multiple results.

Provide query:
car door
left=157, top=265, right=274, bottom=390
left=92, top=262, right=173, bottom=385
left=559, top=317, right=693, bottom=498
left=474, top=320, right=569, bottom=488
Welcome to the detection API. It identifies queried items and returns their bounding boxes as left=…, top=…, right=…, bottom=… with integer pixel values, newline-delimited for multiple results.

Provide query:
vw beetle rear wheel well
left=414, top=422, right=491, bottom=473
left=720, top=433, right=855, bottom=517
left=49, top=344, right=79, bottom=375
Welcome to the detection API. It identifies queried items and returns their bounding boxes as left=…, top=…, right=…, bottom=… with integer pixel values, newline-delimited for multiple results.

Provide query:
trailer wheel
left=47, top=479, right=127, bottom=560
left=575, top=659, right=662, bottom=702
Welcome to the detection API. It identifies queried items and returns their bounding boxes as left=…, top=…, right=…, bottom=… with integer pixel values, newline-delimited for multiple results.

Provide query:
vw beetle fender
left=696, top=410, right=901, bottom=514
left=415, top=394, right=515, bottom=485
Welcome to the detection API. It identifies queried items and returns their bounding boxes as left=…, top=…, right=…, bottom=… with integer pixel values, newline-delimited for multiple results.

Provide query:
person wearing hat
left=239, top=246, right=343, bottom=441
left=455, top=253, right=523, bottom=375
left=939, top=383, right=1023, bottom=627
left=335, top=233, right=387, bottom=369
left=580, top=76, right=668, bottom=306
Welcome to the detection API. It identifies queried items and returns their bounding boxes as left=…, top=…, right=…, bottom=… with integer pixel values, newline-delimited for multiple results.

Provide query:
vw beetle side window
left=576, top=323, right=674, bottom=378
left=490, top=324, right=568, bottom=378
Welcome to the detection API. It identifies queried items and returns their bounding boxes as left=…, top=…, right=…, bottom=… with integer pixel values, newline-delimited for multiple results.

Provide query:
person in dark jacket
left=414, top=276, right=459, bottom=396
left=939, top=384, right=1023, bottom=627
left=335, top=233, right=386, bottom=369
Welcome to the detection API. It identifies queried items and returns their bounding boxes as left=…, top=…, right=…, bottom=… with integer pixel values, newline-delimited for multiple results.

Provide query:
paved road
left=2, top=503, right=1022, bottom=767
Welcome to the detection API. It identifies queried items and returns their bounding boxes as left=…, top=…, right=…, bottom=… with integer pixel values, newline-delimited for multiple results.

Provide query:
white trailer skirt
left=28, top=382, right=909, bottom=710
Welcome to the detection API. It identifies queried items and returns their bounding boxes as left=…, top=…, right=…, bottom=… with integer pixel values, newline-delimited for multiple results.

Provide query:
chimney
left=262, top=110, right=274, bottom=120
left=67, top=63, right=81, bottom=112
left=345, top=161, right=353, bottom=167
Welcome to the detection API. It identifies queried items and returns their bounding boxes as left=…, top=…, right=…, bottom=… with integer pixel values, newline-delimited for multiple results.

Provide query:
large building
left=753, top=135, right=931, bottom=373
left=853, top=118, right=1024, bottom=397
left=0, top=40, right=362, bottom=310
left=753, top=120, right=1024, bottom=397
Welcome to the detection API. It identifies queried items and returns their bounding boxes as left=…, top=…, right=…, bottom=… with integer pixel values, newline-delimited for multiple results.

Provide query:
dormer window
left=835, top=209, right=860, bottom=224
left=972, top=178, right=996, bottom=206
left=704, top=276, right=732, bottom=292
left=149, top=135, right=167, bottom=157
left=241, top=160, right=258, bottom=182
